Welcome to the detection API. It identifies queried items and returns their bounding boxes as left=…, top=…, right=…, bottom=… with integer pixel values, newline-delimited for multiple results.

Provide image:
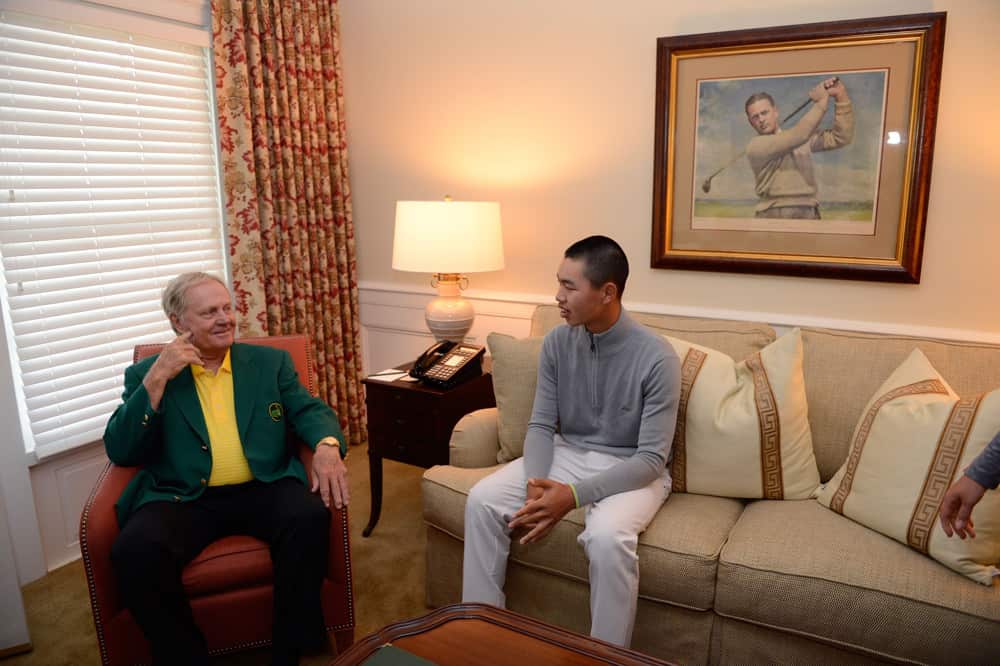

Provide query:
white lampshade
left=392, top=200, right=504, bottom=273
left=392, top=199, right=504, bottom=342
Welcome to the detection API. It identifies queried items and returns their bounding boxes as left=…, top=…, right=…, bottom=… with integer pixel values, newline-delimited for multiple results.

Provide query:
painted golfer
left=744, top=77, right=854, bottom=219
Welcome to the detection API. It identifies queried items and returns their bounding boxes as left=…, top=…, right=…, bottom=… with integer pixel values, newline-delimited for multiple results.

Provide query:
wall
left=340, top=0, right=1000, bottom=340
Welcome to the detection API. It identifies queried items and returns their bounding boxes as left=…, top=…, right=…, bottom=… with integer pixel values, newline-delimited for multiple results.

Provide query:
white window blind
left=0, top=11, right=226, bottom=458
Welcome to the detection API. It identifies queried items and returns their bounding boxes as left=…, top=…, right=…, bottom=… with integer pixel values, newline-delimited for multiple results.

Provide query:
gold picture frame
left=651, top=13, right=946, bottom=282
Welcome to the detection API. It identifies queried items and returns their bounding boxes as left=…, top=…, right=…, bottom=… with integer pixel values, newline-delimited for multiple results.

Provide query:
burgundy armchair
left=80, top=335, right=355, bottom=665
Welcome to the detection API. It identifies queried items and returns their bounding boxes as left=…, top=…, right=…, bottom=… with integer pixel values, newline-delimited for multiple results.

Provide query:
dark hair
left=744, top=92, right=775, bottom=114
left=564, top=235, right=628, bottom=298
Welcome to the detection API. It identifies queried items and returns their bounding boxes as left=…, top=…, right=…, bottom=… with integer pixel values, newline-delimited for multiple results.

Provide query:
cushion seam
left=717, top=559, right=1000, bottom=623
left=715, top=611, right=925, bottom=665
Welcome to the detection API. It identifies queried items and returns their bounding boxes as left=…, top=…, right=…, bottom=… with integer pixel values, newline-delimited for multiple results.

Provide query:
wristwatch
left=316, top=436, right=344, bottom=457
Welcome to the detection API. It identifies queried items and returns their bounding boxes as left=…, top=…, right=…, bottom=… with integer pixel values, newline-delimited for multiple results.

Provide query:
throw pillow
left=486, top=333, right=543, bottom=463
left=666, top=328, right=820, bottom=499
left=815, top=348, right=1000, bottom=585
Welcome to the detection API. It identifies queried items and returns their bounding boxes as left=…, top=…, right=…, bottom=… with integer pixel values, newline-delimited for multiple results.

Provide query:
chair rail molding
left=358, top=281, right=1000, bottom=377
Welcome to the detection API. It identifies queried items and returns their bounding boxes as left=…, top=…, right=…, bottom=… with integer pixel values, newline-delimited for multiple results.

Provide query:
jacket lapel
left=170, top=367, right=210, bottom=445
left=231, top=344, right=260, bottom=443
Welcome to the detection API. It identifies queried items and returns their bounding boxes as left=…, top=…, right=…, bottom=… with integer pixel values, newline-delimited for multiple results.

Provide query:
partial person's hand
left=508, top=478, right=576, bottom=545
left=823, top=77, right=848, bottom=102
left=939, top=475, right=987, bottom=539
left=312, top=441, right=349, bottom=509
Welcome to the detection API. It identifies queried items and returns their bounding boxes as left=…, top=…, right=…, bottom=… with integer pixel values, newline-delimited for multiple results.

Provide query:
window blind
left=0, top=12, right=226, bottom=458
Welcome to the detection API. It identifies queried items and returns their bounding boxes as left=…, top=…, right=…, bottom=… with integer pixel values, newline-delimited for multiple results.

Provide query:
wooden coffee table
left=332, top=603, right=674, bottom=665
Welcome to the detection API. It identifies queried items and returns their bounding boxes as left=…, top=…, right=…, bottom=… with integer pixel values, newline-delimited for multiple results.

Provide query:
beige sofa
left=421, top=305, right=1000, bottom=665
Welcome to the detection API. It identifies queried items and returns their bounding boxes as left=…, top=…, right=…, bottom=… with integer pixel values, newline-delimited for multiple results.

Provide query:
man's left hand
left=508, top=478, right=576, bottom=545
left=311, top=441, right=349, bottom=509
left=824, top=77, right=848, bottom=103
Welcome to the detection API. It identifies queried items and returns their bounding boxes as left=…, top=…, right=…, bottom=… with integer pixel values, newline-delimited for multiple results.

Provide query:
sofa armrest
left=449, top=407, right=502, bottom=468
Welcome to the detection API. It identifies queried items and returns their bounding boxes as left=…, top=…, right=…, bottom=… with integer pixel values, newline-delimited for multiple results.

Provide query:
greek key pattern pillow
left=816, top=348, right=1000, bottom=585
left=667, top=328, right=820, bottom=500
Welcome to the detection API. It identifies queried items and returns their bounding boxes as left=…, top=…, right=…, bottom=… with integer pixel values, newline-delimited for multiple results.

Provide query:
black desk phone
left=409, top=341, right=485, bottom=388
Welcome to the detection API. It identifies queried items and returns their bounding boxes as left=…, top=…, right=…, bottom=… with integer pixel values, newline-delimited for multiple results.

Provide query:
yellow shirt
left=191, top=351, right=254, bottom=486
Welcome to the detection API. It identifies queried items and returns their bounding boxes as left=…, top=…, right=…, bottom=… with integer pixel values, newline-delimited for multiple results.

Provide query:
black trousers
left=110, top=477, right=330, bottom=666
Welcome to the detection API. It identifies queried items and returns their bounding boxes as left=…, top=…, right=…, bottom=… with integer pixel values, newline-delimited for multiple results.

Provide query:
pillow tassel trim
left=670, top=348, right=707, bottom=493
left=830, top=379, right=949, bottom=514
left=906, top=394, right=983, bottom=553
left=746, top=353, right=783, bottom=500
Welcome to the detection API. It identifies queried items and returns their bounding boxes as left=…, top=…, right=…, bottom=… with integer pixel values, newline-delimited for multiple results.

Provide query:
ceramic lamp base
left=425, top=274, right=474, bottom=342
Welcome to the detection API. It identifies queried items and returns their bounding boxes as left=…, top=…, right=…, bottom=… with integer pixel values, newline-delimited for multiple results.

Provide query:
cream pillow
left=816, top=349, right=1000, bottom=585
left=666, top=328, right=820, bottom=499
left=486, top=333, right=543, bottom=463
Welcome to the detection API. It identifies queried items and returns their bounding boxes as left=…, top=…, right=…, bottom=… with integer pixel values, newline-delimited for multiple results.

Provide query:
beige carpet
left=6, top=444, right=430, bottom=665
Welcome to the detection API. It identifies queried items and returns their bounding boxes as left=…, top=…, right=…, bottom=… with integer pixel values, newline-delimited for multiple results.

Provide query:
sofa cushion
left=717, top=500, right=1000, bottom=664
left=666, top=329, right=819, bottom=500
left=815, top=348, right=1000, bottom=584
left=801, top=327, right=1000, bottom=481
left=422, top=463, right=745, bottom=611
left=486, top=333, right=543, bottom=462
left=530, top=305, right=775, bottom=361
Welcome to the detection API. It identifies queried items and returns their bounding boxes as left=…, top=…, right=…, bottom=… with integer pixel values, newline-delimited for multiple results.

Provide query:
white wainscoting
left=29, top=442, right=108, bottom=573
left=359, top=284, right=538, bottom=374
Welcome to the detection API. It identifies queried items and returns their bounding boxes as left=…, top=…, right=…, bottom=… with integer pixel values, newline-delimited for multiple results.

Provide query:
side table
left=361, top=369, right=495, bottom=537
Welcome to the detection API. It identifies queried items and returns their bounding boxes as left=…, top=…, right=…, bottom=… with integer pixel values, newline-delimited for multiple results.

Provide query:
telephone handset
left=409, top=341, right=485, bottom=388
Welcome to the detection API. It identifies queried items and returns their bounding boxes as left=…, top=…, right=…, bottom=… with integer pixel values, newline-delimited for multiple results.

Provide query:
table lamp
left=392, top=198, right=504, bottom=342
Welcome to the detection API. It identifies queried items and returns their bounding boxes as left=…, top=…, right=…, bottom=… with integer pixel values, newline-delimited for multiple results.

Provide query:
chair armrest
left=80, top=460, right=139, bottom=621
left=297, top=442, right=351, bottom=587
left=449, top=408, right=502, bottom=468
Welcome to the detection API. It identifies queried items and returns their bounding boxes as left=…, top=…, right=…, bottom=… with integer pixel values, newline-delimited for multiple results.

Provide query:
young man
left=104, top=272, right=348, bottom=666
left=744, top=77, right=854, bottom=219
left=462, top=236, right=680, bottom=646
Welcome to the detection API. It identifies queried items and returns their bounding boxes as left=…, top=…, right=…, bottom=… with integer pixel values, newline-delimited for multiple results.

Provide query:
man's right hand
left=143, top=331, right=203, bottom=410
left=809, top=80, right=831, bottom=107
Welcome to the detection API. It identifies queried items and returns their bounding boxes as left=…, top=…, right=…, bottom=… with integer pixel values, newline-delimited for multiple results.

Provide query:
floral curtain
left=212, top=0, right=366, bottom=446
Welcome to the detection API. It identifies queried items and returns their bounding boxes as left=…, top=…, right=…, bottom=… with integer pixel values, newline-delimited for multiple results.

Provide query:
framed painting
left=650, top=13, right=946, bottom=282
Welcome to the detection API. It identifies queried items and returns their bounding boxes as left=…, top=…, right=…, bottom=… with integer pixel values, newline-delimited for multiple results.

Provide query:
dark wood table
left=332, top=603, right=674, bottom=665
left=361, top=370, right=495, bottom=537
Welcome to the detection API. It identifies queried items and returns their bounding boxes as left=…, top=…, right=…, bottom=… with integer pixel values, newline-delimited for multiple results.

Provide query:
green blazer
left=104, top=343, right=346, bottom=525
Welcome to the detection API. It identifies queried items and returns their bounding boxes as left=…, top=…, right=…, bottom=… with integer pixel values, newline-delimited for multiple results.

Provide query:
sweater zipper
left=589, top=330, right=598, bottom=408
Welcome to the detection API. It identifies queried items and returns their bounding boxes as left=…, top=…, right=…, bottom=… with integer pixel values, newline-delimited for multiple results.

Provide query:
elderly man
left=104, top=272, right=348, bottom=666
left=744, top=77, right=854, bottom=219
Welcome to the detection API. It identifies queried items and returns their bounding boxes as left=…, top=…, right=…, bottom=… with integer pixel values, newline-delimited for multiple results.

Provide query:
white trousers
left=462, top=442, right=671, bottom=647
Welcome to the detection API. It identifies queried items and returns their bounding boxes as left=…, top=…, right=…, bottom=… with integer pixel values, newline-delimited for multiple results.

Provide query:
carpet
left=8, top=444, right=430, bottom=665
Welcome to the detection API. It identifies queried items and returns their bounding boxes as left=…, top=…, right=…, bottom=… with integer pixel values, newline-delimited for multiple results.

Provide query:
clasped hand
left=507, top=478, right=576, bottom=545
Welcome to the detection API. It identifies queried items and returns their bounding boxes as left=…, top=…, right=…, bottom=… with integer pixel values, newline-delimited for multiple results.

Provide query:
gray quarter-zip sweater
left=523, top=309, right=681, bottom=506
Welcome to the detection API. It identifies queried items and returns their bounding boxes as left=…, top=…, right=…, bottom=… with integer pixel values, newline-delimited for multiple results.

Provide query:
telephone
left=409, top=341, right=486, bottom=388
